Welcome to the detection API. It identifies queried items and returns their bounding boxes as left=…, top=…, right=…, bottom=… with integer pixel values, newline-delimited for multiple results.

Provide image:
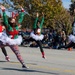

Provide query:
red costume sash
left=0, top=25, right=2, bottom=32
left=7, top=29, right=18, bottom=39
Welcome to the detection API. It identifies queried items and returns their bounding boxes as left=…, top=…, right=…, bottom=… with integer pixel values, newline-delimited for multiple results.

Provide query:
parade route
left=0, top=47, right=75, bottom=75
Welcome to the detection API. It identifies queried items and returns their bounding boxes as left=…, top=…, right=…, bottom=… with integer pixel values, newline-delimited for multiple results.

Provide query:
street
left=0, top=46, right=75, bottom=75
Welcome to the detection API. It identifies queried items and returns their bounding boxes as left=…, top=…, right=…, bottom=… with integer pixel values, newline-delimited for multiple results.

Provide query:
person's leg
left=65, top=42, right=75, bottom=49
left=58, top=41, right=75, bottom=49
left=26, top=37, right=34, bottom=42
left=36, top=40, right=45, bottom=58
left=1, top=47, right=7, bottom=56
left=1, top=47, right=10, bottom=61
left=9, top=45, right=28, bottom=68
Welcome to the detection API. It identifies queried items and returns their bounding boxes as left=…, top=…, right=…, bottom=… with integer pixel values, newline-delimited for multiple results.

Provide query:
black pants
left=58, top=42, right=75, bottom=49
left=65, top=42, right=75, bottom=49
left=0, top=41, right=8, bottom=57
left=25, top=37, right=44, bottom=53
left=1, top=47, right=8, bottom=57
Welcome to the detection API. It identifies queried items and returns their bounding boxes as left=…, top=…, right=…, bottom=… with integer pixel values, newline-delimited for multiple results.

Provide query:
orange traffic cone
left=68, top=48, right=72, bottom=51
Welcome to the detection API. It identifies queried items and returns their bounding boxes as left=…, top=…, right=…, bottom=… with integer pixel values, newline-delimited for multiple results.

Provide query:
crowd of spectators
left=19, top=28, right=68, bottom=49
left=42, top=29, right=67, bottom=49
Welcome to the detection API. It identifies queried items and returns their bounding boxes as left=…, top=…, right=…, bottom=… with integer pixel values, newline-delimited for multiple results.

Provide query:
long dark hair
left=8, top=17, right=18, bottom=27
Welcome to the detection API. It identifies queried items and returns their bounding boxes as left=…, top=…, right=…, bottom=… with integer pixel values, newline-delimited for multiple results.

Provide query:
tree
left=69, top=1, right=75, bottom=15
left=54, top=9, right=72, bottom=35
left=1, top=0, right=72, bottom=34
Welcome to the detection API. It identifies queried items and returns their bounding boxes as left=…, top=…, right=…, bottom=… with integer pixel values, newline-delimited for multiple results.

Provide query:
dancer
left=58, top=19, right=75, bottom=49
left=0, top=20, right=10, bottom=61
left=31, top=12, right=45, bottom=58
left=0, top=5, right=28, bottom=68
left=26, top=12, right=45, bottom=58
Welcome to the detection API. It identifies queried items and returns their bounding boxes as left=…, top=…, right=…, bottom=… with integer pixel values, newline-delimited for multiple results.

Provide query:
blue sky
left=62, top=0, right=71, bottom=9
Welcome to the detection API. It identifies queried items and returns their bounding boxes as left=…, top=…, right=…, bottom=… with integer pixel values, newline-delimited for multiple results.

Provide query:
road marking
left=10, top=61, right=75, bottom=74
left=31, top=65, right=75, bottom=74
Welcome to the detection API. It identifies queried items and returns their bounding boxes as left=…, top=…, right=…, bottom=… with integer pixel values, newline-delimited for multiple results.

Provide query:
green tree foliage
left=3, top=0, right=72, bottom=34
left=54, top=9, right=72, bottom=34
left=30, top=0, right=72, bottom=34
left=69, top=1, right=75, bottom=15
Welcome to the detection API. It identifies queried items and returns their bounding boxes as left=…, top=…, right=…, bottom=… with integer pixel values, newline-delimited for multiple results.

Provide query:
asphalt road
left=0, top=46, right=75, bottom=75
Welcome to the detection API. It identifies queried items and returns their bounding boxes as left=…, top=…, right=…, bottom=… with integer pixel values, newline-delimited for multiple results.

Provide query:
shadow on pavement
left=1, top=67, right=59, bottom=75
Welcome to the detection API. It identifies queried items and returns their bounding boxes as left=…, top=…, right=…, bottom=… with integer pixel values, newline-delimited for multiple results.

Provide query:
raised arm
left=33, top=12, right=39, bottom=29
left=40, top=12, right=44, bottom=29
left=0, top=5, right=9, bottom=26
left=18, top=7, right=25, bottom=24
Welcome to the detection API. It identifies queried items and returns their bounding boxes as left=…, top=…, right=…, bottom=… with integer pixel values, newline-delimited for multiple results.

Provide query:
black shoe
left=58, top=46, right=61, bottom=49
left=22, top=65, right=29, bottom=69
